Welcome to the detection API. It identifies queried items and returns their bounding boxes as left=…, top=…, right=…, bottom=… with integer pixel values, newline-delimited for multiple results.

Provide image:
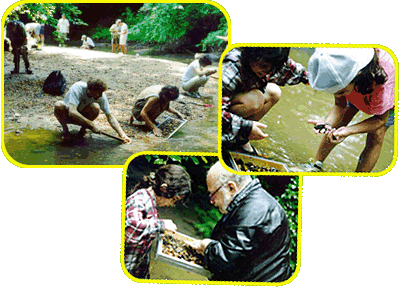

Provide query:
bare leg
left=250, top=83, right=281, bottom=121
left=356, top=125, right=389, bottom=172
left=229, top=84, right=281, bottom=121
left=54, top=101, right=72, bottom=140
left=77, top=102, right=101, bottom=137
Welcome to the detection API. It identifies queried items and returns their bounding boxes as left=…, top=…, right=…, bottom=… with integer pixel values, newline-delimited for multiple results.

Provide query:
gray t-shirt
left=182, top=60, right=200, bottom=83
left=63, top=81, right=111, bottom=115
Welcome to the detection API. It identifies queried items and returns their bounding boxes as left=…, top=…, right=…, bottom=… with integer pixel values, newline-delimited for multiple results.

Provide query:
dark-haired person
left=307, top=48, right=395, bottom=172
left=54, top=79, right=131, bottom=143
left=130, top=85, right=184, bottom=137
left=124, top=164, right=192, bottom=279
left=182, top=54, right=217, bottom=98
left=6, top=20, right=32, bottom=74
left=221, top=47, right=309, bottom=156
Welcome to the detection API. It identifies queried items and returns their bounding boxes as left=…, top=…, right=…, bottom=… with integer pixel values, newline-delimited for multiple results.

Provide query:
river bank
left=2, top=45, right=220, bottom=166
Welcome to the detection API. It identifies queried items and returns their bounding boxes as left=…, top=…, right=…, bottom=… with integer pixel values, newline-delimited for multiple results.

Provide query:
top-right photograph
left=220, top=46, right=397, bottom=174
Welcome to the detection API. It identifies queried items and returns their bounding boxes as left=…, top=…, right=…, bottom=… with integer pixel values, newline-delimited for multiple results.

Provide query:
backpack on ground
left=38, top=70, right=67, bottom=97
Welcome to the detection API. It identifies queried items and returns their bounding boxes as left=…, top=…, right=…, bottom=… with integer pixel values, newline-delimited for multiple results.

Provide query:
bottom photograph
left=121, top=153, right=301, bottom=284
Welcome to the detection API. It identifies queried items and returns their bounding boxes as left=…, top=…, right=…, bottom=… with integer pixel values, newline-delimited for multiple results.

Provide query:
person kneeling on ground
left=125, top=164, right=192, bottom=279
left=182, top=54, right=217, bottom=98
left=54, top=79, right=131, bottom=143
left=186, top=162, right=291, bottom=282
left=81, top=35, right=95, bottom=50
left=130, top=85, right=184, bottom=137
left=221, top=47, right=309, bottom=157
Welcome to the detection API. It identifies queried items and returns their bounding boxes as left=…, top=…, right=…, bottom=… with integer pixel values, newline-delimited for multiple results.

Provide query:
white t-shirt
left=182, top=60, right=200, bottom=83
left=120, top=23, right=128, bottom=35
left=83, top=37, right=95, bottom=47
left=58, top=18, right=69, bottom=33
left=63, top=82, right=111, bottom=115
left=25, top=23, right=41, bottom=34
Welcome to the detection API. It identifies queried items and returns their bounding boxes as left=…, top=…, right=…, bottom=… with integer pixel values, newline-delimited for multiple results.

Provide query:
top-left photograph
left=2, top=2, right=228, bottom=166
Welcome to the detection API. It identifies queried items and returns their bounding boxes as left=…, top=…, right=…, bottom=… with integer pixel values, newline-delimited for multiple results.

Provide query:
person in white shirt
left=182, top=54, right=217, bottom=98
left=81, top=35, right=95, bottom=49
left=38, top=12, right=47, bottom=46
left=54, top=79, right=131, bottom=143
left=57, top=14, right=69, bottom=43
left=116, top=19, right=128, bottom=54
left=25, top=23, right=41, bottom=41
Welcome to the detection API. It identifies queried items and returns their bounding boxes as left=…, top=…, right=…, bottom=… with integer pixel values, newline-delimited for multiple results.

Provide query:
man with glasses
left=130, top=85, right=184, bottom=137
left=221, top=47, right=309, bottom=156
left=186, top=162, right=291, bottom=282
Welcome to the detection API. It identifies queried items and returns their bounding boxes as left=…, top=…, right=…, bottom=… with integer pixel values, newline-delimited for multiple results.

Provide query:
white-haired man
left=187, top=162, right=291, bottom=282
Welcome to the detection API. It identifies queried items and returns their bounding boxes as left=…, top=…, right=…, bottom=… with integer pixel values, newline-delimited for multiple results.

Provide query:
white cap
left=308, top=48, right=375, bottom=94
left=81, top=35, right=86, bottom=40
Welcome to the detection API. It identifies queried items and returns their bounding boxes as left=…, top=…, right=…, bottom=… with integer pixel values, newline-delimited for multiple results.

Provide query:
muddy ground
left=2, top=45, right=219, bottom=140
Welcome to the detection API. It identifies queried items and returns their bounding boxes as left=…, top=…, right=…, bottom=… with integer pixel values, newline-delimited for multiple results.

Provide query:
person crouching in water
left=182, top=54, right=217, bottom=98
left=307, top=48, right=395, bottom=172
left=54, top=79, right=131, bottom=143
left=130, top=85, right=184, bottom=137
left=124, top=164, right=192, bottom=279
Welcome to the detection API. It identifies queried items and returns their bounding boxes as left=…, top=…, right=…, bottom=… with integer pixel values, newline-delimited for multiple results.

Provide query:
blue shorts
left=347, top=101, right=394, bottom=127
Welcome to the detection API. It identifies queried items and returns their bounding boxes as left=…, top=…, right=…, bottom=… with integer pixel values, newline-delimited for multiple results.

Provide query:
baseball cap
left=308, top=48, right=375, bottom=94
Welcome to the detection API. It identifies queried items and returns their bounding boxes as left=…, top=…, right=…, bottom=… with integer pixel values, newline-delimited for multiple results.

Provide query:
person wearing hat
left=221, top=47, right=309, bottom=158
left=307, top=48, right=395, bottom=172
left=116, top=19, right=128, bottom=54
left=80, top=35, right=95, bottom=49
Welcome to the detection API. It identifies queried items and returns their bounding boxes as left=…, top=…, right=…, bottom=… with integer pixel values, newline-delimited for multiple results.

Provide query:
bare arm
left=194, top=66, right=217, bottom=77
left=140, top=97, right=163, bottom=136
left=167, top=106, right=184, bottom=120
left=105, top=113, right=131, bottom=143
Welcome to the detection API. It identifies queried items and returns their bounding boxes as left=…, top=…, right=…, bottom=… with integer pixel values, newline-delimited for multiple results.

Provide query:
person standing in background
left=109, top=20, right=121, bottom=53
left=57, top=14, right=69, bottom=46
left=117, top=19, right=128, bottom=54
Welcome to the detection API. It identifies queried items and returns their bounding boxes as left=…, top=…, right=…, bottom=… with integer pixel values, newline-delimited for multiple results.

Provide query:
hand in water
left=249, top=121, right=268, bottom=140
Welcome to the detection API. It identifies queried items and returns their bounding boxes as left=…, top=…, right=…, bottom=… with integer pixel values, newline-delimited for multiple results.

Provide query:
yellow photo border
left=217, top=43, right=399, bottom=177
left=120, top=150, right=303, bottom=285
left=1, top=0, right=231, bottom=168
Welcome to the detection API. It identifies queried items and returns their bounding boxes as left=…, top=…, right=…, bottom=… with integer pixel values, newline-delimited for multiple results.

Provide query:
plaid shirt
left=124, top=188, right=165, bottom=279
left=222, top=48, right=309, bottom=150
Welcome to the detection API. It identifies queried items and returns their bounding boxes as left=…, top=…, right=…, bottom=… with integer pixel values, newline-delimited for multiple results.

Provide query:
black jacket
left=204, top=179, right=291, bottom=282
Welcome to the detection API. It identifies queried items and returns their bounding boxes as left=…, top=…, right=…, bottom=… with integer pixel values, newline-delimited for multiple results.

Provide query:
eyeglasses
left=209, top=183, right=224, bottom=202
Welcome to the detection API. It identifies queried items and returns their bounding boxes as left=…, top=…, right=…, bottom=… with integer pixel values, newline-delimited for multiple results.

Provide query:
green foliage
left=197, top=18, right=228, bottom=52
left=275, top=177, right=299, bottom=273
left=128, top=3, right=227, bottom=51
left=5, top=3, right=87, bottom=44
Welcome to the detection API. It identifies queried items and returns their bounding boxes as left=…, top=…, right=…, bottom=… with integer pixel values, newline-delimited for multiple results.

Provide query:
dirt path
left=3, top=46, right=219, bottom=140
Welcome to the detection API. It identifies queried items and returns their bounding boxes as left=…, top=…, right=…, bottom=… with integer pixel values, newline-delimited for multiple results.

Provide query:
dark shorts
left=112, top=36, right=119, bottom=45
left=347, top=101, right=394, bottom=127
left=40, top=24, right=45, bottom=35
